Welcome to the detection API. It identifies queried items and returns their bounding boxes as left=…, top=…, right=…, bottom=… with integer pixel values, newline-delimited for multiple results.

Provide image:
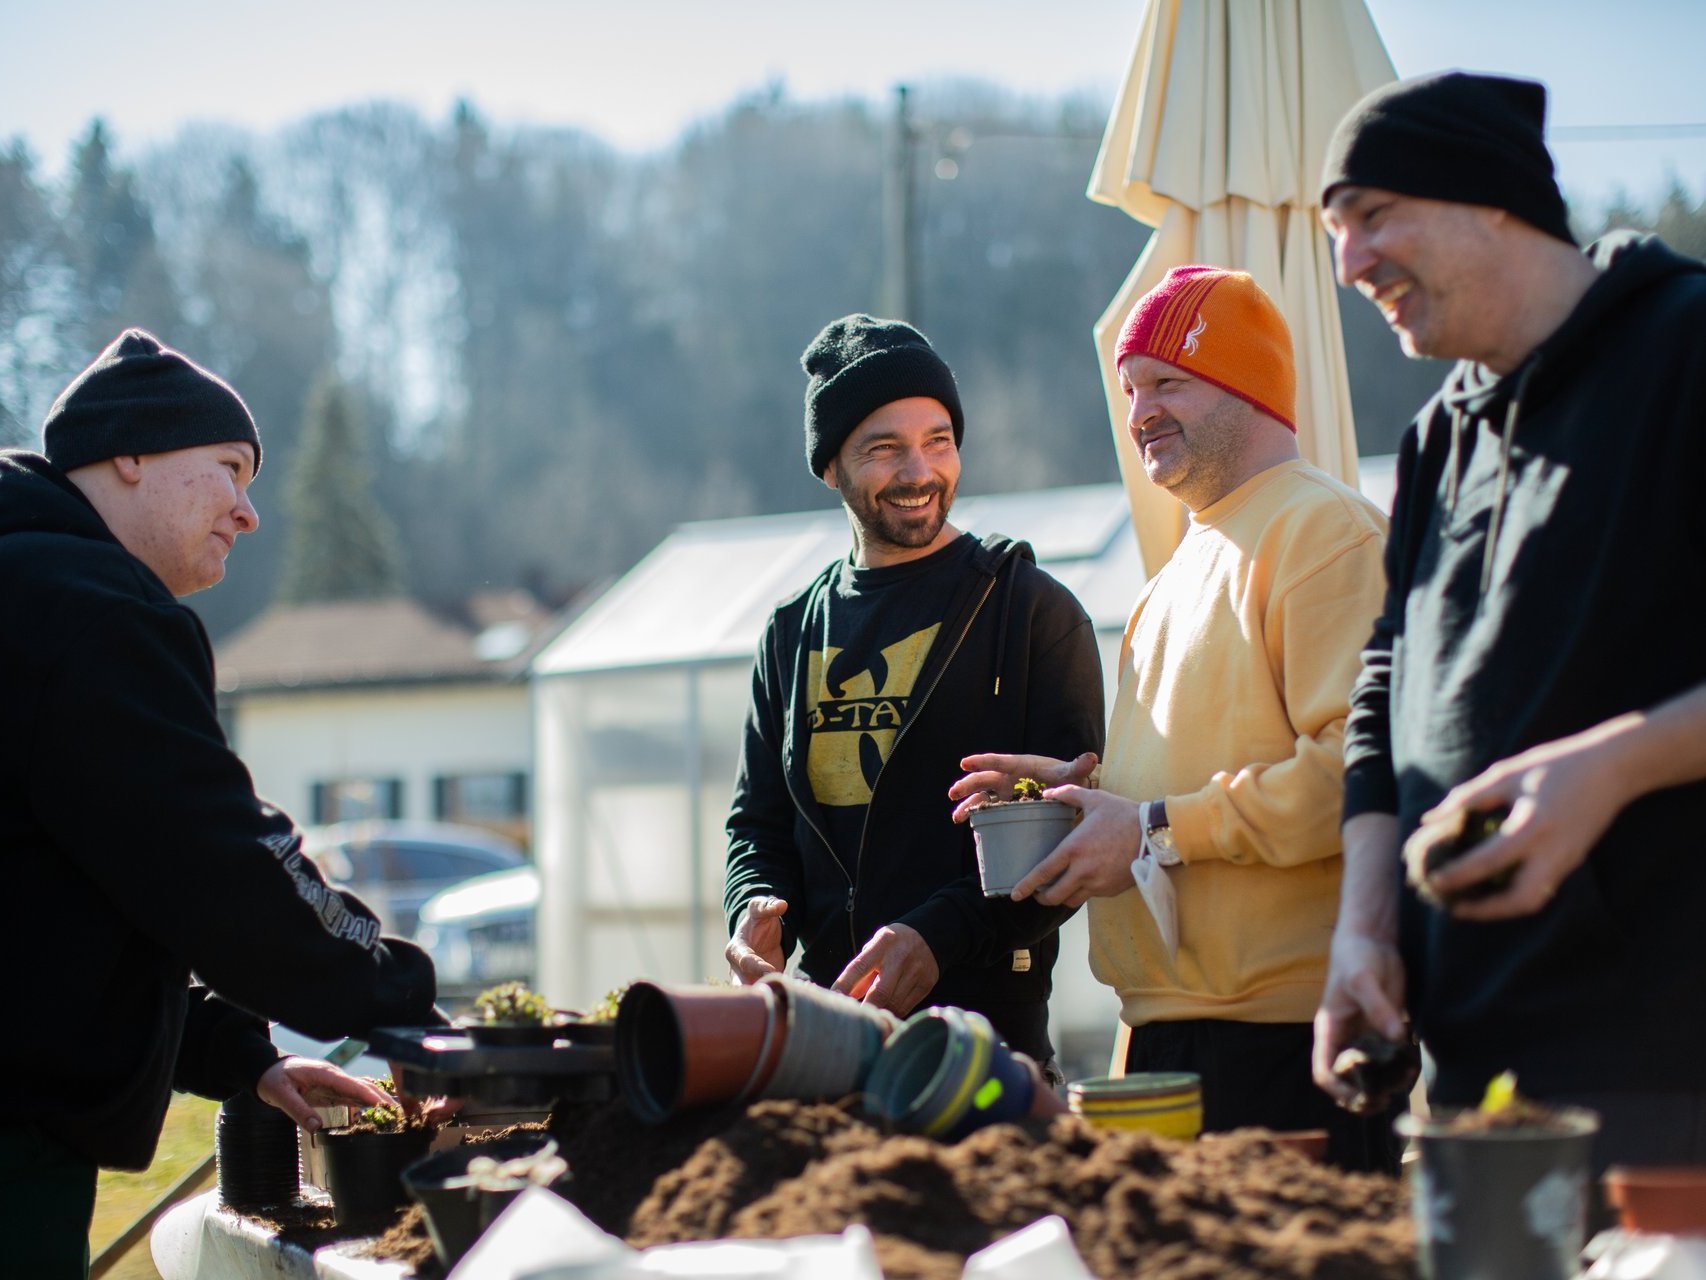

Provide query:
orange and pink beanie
left=1114, top=265, right=1297, bottom=432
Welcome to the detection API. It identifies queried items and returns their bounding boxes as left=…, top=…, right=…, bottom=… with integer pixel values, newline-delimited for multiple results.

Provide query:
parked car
left=412, top=864, right=540, bottom=1004
left=301, top=820, right=528, bottom=939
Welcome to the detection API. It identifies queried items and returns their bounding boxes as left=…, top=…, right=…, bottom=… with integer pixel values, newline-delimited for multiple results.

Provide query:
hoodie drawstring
left=991, top=551, right=1019, bottom=696
left=1480, top=360, right=1540, bottom=596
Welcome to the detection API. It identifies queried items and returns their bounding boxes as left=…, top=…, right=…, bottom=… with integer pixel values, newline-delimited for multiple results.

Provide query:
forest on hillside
left=3, top=81, right=1697, bottom=637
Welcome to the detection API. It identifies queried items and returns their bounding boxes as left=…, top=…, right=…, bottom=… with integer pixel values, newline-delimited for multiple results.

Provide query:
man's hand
left=949, top=751, right=1097, bottom=822
left=830, top=923, right=939, bottom=1017
left=1311, top=930, right=1408, bottom=1112
left=726, top=896, right=789, bottom=984
left=1009, top=785, right=1144, bottom=907
left=1419, top=729, right=1630, bottom=921
left=256, top=1056, right=393, bottom=1131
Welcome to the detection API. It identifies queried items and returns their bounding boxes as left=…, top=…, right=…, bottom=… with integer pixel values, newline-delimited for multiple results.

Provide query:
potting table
left=150, top=1189, right=413, bottom=1280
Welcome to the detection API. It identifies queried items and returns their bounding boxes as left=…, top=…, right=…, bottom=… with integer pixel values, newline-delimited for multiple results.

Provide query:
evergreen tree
left=0, top=141, right=76, bottom=446
left=276, top=374, right=405, bottom=603
left=62, top=120, right=183, bottom=348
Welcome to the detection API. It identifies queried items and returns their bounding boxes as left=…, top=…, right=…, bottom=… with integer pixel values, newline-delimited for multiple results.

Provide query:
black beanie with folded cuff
left=43, top=328, right=262, bottom=475
left=1320, top=70, right=1575, bottom=246
left=801, top=314, right=963, bottom=478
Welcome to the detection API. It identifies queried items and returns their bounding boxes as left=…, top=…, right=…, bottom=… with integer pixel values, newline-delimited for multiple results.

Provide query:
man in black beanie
left=723, top=314, right=1104, bottom=1072
left=1313, top=71, right=1706, bottom=1180
left=0, top=330, right=441, bottom=1277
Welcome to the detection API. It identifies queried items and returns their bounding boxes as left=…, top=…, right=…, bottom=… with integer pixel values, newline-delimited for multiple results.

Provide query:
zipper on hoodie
left=845, top=558, right=1008, bottom=949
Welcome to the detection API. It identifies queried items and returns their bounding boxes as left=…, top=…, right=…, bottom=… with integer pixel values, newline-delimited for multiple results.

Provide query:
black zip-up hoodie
left=0, top=450, right=439, bottom=1169
left=1341, top=233, right=1706, bottom=1102
left=724, top=533, right=1105, bottom=1061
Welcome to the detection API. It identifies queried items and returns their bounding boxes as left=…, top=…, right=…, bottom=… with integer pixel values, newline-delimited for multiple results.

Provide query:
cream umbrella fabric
left=1088, top=0, right=1396, bottom=575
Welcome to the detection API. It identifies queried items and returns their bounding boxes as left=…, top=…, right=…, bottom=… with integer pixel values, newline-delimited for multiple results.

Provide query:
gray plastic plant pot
left=1398, top=1106, right=1599, bottom=1280
left=967, top=799, right=1076, bottom=897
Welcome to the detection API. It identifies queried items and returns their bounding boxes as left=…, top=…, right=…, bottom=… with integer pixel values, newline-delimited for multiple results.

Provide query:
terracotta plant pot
left=1398, top=1106, right=1599, bottom=1280
left=615, top=980, right=783, bottom=1123
left=402, top=1135, right=570, bottom=1268
left=865, top=1006, right=1045, bottom=1139
left=967, top=800, right=1075, bottom=897
left=1604, top=1165, right=1706, bottom=1236
left=316, top=1125, right=434, bottom=1228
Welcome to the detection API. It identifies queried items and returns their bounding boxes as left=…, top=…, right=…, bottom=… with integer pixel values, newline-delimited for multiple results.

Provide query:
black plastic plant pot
left=460, top=1015, right=568, bottom=1047
left=402, top=1135, right=568, bottom=1268
left=866, top=1007, right=1035, bottom=1140
left=320, top=1127, right=434, bottom=1228
left=1399, top=1107, right=1599, bottom=1280
left=215, top=1091, right=300, bottom=1211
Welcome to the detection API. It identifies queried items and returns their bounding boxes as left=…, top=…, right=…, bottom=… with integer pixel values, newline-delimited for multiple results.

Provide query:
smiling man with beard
left=951, top=269, right=1395, bottom=1170
left=722, top=314, right=1104, bottom=1070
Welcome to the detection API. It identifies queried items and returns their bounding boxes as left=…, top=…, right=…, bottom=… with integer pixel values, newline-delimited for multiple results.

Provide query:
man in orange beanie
left=952, top=266, right=1395, bottom=1169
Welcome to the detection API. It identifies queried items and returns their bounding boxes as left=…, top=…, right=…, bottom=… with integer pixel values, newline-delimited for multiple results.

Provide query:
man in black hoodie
left=723, top=315, right=1104, bottom=1069
left=0, top=331, right=440, bottom=1277
left=1312, top=72, right=1706, bottom=1171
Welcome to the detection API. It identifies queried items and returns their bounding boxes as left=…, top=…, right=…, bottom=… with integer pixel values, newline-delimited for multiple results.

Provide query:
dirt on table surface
left=545, top=1098, right=1416, bottom=1280
left=256, top=1099, right=1415, bottom=1279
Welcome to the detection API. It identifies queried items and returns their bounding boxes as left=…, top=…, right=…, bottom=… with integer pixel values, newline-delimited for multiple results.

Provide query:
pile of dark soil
left=543, top=1099, right=1415, bottom=1280
left=259, top=1100, right=1414, bottom=1278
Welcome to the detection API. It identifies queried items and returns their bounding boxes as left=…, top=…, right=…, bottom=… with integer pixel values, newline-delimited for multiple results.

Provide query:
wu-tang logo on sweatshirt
left=806, top=625, right=940, bottom=807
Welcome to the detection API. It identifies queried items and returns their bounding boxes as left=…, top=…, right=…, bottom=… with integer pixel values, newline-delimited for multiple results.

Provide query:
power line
left=1551, top=124, right=1706, bottom=141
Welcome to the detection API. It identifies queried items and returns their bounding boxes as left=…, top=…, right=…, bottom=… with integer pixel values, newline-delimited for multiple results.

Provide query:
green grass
left=90, top=1094, right=220, bottom=1280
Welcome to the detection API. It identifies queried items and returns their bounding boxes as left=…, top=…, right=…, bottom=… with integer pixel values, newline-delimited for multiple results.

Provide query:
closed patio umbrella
left=1088, top=0, right=1396, bottom=574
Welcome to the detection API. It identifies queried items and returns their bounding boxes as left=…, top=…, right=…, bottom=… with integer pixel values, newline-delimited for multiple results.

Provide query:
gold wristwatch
left=1146, top=799, right=1181, bottom=867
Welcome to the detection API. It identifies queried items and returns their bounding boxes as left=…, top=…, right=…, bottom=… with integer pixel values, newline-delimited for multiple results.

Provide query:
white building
left=216, top=592, right=557, bottom=847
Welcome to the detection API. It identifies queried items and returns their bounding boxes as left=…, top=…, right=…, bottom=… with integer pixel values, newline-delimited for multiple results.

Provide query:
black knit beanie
left=801, top=314, right=963, bottom=477
left=1320, top=71, right=1575, bottom=246
left=43, top=329, right=262, bottom=474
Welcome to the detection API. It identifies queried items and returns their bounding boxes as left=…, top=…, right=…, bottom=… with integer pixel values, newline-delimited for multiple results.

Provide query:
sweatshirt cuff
left=1342, top=759, right=1400, bottom=824
left=1163, top=791, right=1214, bottom=863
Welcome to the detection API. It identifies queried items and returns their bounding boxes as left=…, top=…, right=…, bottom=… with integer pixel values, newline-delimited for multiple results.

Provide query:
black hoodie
left=1341, top=233, right=1706, bottom=1103
left=0, top=449, right=438, bottom=1169
left=724, top=533, right=1104, bottom=1061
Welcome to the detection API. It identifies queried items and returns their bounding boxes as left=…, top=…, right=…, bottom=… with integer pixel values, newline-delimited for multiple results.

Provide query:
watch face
left=1150, top=827, right=1180, bottom=865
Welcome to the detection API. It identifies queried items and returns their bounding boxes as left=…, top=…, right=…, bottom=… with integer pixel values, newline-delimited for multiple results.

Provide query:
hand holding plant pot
left=314, top=1074, right=437, bottom=1227
left=949, top=750, right=1098, bottom=823
left=1007, top=785, right=1151, bottom=909
left=256, top=1054, right=393, bottom=1134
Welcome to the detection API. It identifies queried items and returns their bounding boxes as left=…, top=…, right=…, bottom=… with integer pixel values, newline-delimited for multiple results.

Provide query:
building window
left=434, top=771, right=528, bottom=843
left=311, top=778, right=403, bottom=824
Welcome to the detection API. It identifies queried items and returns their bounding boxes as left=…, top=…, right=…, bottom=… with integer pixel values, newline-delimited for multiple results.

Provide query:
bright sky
left=2, top=0, right=1703, bottom=214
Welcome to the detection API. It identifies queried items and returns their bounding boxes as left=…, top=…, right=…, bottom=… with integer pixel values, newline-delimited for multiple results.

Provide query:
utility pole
left=882, top=84, right=918, bottom=322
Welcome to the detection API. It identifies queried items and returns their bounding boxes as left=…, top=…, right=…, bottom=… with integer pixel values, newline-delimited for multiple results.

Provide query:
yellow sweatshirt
left=1090, top=460, right=1388, bottom=1026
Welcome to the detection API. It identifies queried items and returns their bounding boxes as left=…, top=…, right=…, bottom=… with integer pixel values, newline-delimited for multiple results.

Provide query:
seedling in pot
left=355, top=1102, right=404, bottom=1132
left=582, top=983, right=628, bottom=1025
left=473, top=980, right=553, bottom=1025
left=441, top=1139, right=570, bottom=1193
left=1403, top=804, right=1515, bottom=907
